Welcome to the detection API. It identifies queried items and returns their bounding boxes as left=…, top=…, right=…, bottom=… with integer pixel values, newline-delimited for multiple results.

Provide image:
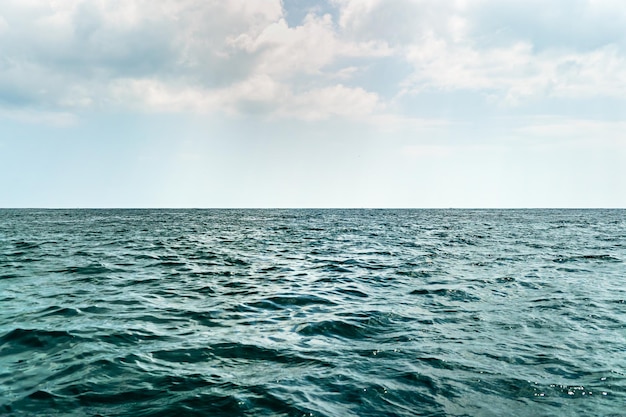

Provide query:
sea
left=0, top=209, right=625, bottom=416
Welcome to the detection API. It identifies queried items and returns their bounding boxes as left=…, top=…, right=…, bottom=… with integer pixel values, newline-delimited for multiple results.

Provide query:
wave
left=1, top=209, right=625, bottom=416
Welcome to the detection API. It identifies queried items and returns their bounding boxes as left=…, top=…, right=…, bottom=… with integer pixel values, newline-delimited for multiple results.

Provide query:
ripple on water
left=1, top=209, right=625, bottom=416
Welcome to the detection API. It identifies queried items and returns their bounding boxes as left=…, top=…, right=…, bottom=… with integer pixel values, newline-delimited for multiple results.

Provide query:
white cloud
left=403, top=40, right=626, bottom=103
left=1, top=0, right=626, bottom=125
left=228, top=14, right=338, bottom=77
left=279, top=84, right=380, bottom=120
left=228, top=13, right=390, bottom=79
left=0, top=0, right=393, bottom=122
left=330, top=0, right=626, bottom=103
left=108, top=79, right=216, bottom=113
left=109, top=76, right=380, bottom=121
left=331, top=0, right=465, bottom=45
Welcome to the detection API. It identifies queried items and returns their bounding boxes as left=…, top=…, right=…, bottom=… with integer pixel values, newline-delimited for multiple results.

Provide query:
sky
left=0, top=0, right=624, bottom=208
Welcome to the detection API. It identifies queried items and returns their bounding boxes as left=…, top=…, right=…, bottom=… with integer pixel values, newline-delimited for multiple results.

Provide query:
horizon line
left=1, top=207, right=624, bottom=210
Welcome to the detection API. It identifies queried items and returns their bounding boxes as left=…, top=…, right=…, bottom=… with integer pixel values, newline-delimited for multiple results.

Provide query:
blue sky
left=0, top=0, right=624, bottom=208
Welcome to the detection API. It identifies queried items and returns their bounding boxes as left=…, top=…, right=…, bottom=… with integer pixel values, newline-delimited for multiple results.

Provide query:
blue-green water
left=1, top=209, right=625, bottom=416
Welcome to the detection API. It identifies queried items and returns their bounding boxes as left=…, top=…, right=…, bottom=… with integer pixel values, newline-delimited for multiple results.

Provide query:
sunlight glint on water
left=1, top=209, right=625, bottom=416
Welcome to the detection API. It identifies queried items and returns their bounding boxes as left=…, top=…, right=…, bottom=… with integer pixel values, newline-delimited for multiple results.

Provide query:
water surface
left=1, top=209, right=625, bottom=416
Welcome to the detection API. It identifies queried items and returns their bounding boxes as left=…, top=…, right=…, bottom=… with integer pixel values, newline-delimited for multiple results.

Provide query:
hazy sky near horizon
left=0, top=0, right=624, bottom=207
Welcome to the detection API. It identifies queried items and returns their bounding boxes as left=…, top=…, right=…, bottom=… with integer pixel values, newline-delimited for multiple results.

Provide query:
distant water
left=1, top=209, right=625, bottom=416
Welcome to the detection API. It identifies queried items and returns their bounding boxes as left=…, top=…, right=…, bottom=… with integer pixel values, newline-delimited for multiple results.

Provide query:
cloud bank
left=1, top=0, right=625, bottom=124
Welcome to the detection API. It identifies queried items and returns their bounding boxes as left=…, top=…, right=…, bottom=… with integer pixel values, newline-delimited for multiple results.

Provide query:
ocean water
left=1, top=209, right=625, bottom=417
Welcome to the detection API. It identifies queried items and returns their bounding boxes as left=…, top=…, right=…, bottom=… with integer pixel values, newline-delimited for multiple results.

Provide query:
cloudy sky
left=0, top=0, right=624, bottom=208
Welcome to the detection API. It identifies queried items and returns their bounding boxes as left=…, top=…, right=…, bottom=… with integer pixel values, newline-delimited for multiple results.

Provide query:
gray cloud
left=1, top=0, right=625, bottom=127
left=0, top=0, right=390, bottom=121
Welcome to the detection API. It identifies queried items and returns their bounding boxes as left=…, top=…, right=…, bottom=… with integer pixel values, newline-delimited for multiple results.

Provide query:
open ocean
left=1, top=209, right=625, bottom=416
